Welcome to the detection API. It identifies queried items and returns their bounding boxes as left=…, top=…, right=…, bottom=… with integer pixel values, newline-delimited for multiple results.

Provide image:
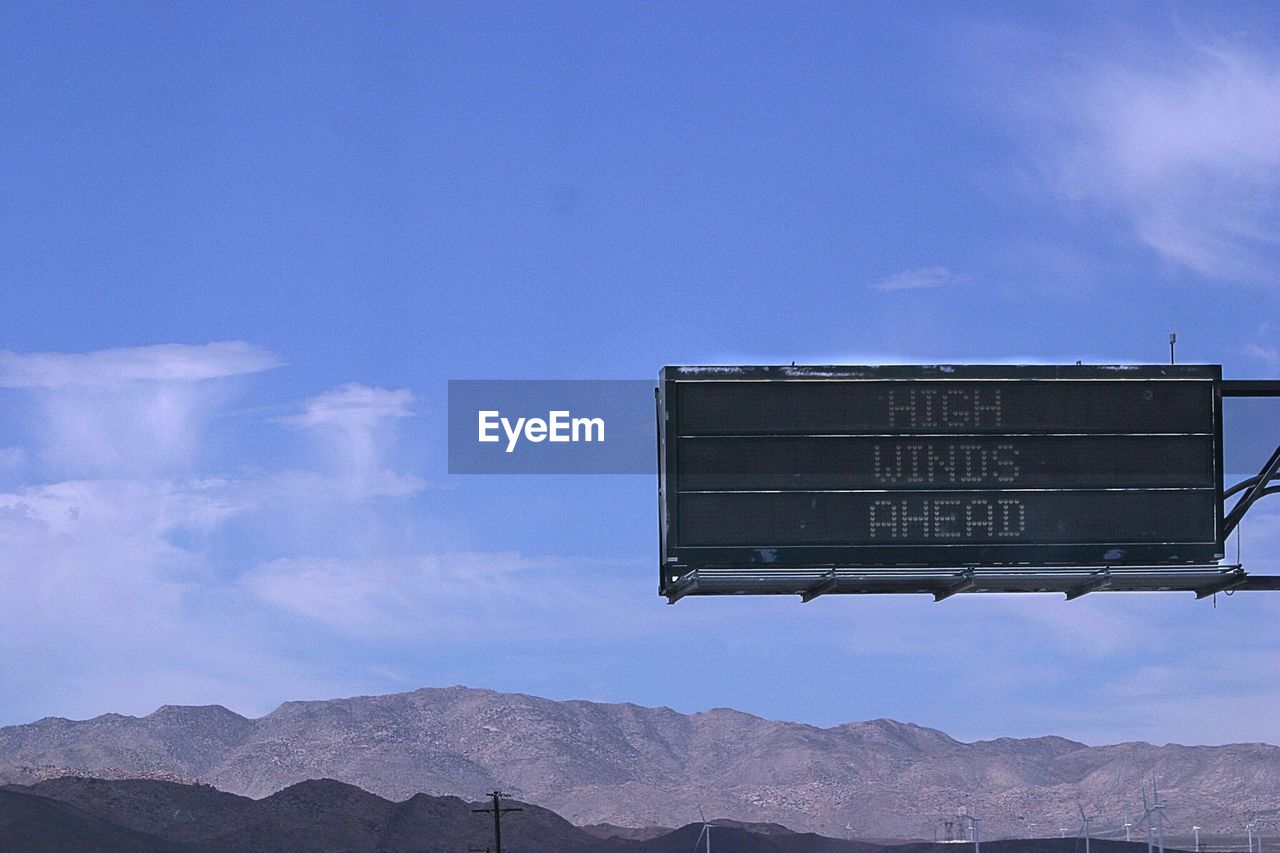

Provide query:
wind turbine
left=693, top=805, right=716, bottom=853
left=1077, top=802, right=1098, bottom=853
left=1192, top=825, right=1201, bottom=852
left=1123, top=821, right=1133, bottom=842
left=1136, top=776, right=1172, bottom=853
left=1151, top=777, right=1170, bottom=853
left=967, top=809, right=981, bottom=853
left=1138, top=786, right=1156, bottom=853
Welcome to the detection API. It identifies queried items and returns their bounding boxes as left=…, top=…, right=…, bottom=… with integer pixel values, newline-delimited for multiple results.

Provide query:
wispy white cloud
left=1026, top=39, right=1280, bottom=282
left=1239, top=322, right=1280, bottom=368
left=0, top=342, right=283, bottom=477
left=283, top=383, right=414, bottom=429
left=0, top=478, right=242, bottom=715
left=0, top=343, right=421, bottom=493
left=0, top=465, right=648, bottom=721
left=871, top=266, right=973, bottom=292
left=281, top=384, right=422, bottom=499
left=0, top=341, right=281, bottom=389
left=0, top=379, right=428, bottom=720
left=242, top=552, right=649, bottom=641
left=0, top=342, right=437, bottom=720
left=0, top=476, right=390, bottom=721
left=36, top=385, right=214, bottom=476
left=0, top=447, right=23, bottom=470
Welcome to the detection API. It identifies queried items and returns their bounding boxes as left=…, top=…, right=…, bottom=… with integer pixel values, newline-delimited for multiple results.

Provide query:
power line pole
left=472, top=791, right=522, bottom=853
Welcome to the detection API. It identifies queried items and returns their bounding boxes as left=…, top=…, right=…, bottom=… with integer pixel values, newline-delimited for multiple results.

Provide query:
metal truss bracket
left=1065, top=569, right=1112, bottom=601
left=1224, top=444, right=1280, bottom=537
left=1195, top=568, right=1248, bottom=599
left=933, top=569, right=976, bottom=602
left=800, top=571, right=838, bottom=603
left=1221, top=378, right=1280, bottom=537
left=664, top=572, right=698, bottom=604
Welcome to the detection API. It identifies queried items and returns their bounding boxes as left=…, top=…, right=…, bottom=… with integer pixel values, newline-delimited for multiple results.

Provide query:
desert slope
left=2, top=686, right=1277, bottom=837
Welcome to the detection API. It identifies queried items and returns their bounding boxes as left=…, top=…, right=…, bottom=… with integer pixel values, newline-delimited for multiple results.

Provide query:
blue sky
left=2, top=1, right=1280, bottom=746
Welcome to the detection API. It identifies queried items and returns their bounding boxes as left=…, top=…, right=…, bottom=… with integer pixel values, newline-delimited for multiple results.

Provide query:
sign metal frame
left=658, top=364, right=1229, bottom=600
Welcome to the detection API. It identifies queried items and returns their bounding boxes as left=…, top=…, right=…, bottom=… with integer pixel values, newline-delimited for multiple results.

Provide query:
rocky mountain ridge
left=1, top=686, right=1277, bottom=838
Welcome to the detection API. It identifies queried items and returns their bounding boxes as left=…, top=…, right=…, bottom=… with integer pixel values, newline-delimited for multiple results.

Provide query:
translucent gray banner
left=448, top=380, right=656, bottom=474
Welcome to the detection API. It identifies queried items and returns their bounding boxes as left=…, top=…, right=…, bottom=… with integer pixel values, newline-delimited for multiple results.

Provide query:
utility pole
left=472, top=791, right=522, bottom=853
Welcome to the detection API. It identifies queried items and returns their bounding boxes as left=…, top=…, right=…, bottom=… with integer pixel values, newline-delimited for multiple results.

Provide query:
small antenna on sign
left=1170, top=332, right=1177, bottom=365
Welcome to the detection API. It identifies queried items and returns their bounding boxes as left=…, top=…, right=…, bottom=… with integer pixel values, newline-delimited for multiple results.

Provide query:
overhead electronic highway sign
left=657, top=364, right=1229, bottom=600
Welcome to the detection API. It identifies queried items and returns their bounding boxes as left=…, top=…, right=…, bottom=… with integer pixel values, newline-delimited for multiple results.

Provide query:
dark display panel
left=678, top=489, right=1218, bottom=546
left=677, top=379, right=1213, bottom=435
left=678, top=435, right=1214, bottom=490
left=657, top=365, right=1225, bottom=582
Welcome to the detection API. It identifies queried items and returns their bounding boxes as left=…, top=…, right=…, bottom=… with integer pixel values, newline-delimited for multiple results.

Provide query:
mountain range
left=1, top=686, right=1276, bottom=838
